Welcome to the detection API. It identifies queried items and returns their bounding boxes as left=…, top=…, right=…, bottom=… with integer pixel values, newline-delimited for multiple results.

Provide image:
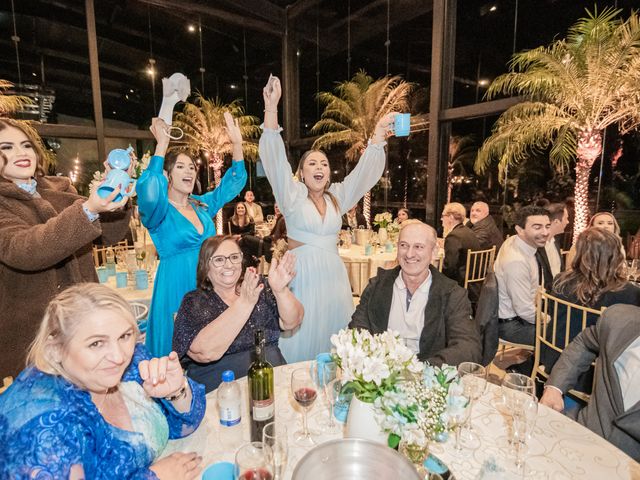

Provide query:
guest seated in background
left=396, top=207, right=410, bottom=225
left=228, top=201, right=255, bottom=236
left=566, top=212, right=624, bottom=267
left=466, top=201, right=503, bottom=251
left=349, top=222, right=481, bottom=366
left=540, top=304, right=640, bottom=461
left=0, top=283, right=206, bottom=479
left=441, top=202, right=481, bottom=286
left=342, top=203, right=367, bottom=230
left=539, top=203, right=569, bottom=285
left=543, top=228, right=640, bottom=377
left=173, top=235, right=302, bottom=392
left=243, top=190, right=264, bottom=224
left=494, top=206, right=550, bottom=362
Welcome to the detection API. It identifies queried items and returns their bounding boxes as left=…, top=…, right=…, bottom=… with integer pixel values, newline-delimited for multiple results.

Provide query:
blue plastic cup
left=105, top=261, right=117, bottom=277
left=364, top=243, right=373, bottom=256
left=115, top=271, right=128, bottom=288
left=135, top=269, right=148, bottom=290
left=394, top=113, right=411, bottom=137
left=315, top=352, right=333, bottom=385
left=202, top=461, right=234, bottom=480
left=385, top=241, right=394, bottom=253
left=96, top=267, right=108, bottom=283
left=97, top=169, right=135, bottom=202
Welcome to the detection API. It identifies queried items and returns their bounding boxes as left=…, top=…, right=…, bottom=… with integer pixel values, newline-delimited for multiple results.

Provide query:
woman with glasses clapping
left=172, top=235, right=303, bottom=392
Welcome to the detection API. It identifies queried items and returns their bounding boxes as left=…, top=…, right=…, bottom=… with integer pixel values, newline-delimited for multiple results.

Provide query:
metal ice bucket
left=354, top=228, right=370, bottom=246
left=291, top=438, right=422, bottom=480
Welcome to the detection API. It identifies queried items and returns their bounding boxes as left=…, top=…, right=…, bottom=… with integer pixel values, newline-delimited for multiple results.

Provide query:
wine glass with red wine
left=234, top=442, right=274, bottom=480
left=291, top=367, right=318, bottom=446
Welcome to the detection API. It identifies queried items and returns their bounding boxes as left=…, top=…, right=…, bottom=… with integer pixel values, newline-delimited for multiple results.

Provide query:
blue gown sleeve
left=136, top=155, right=170, bottom=231
left=124, top=344, right=207, bottom=440
left=193, top=160, right=247, bottom=219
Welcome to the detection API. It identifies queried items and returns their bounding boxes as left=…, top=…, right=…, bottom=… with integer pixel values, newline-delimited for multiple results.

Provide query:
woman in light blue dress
left=138, top=114, right=247, bottom=356
left=259, top=76, right=395, bottom=363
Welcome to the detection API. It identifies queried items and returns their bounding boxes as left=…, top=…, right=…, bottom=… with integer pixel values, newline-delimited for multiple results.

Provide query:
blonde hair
left=442, top=202, right=466, bottom=223
left=26, top=283, right=137, bottom=381
left=296, top=150, right=340, bottom=212
left=588, top=212, right=620, bottom=235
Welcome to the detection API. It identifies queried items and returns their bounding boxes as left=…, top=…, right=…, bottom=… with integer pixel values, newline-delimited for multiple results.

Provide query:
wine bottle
left=248, top=329, right=275, bottom=442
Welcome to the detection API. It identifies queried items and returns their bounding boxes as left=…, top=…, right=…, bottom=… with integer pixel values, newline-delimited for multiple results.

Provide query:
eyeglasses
left=209, top=252, right=243, bottom=267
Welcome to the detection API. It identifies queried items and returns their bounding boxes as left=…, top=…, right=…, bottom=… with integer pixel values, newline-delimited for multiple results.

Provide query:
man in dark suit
left=441, top=202, right=481, bottom=286
left=349, top=221, right=482, bottom=366
left=541, top=304, right=640, bottom=460
left=467, top=201, right=504, bottom=251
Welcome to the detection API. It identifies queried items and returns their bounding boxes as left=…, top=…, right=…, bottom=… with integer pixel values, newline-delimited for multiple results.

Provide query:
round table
left=162, top=362, right=640, bottom=479
left=101, top=273, right=154, bottom=305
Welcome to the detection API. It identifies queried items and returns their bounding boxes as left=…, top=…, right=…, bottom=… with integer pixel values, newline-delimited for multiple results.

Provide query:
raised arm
left=331, top=113, right=395, bottom=215
left=137, top=118, right=171, bottom=231
left=259, top=76, right=305, bottom=216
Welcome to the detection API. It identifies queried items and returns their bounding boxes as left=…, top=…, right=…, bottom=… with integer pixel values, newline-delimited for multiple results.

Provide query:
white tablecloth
left=101, top=274, right=154, bottom=305
left=162, top=362, right=640, bottom=479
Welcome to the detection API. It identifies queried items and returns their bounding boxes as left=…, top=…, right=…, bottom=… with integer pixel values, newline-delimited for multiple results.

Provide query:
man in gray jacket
left=349, top=222, right=482, bottom=366
left=541, top=304, right=640, bottom=460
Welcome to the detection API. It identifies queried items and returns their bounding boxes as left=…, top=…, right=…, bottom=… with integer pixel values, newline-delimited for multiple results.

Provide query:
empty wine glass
left=262, top=422, right=287, bottom=480
left=317, top=363, right=341, bottom=433
left=447, top=387, right=471, bottom=453
left=501, top=373, right=535, bottom=447
left=511, top=394, right=538, bottom=472
left=234, top=442, right=274, bottom=480
left=458, top=362, right=487, bottom=443
left=291, top=367, right=318, bottom=446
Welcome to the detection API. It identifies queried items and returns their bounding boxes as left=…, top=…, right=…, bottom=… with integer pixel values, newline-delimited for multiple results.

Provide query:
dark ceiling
left=0, top=0, right=637, bottom=131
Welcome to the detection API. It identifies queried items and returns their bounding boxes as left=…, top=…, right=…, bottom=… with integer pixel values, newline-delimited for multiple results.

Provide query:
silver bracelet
left=164, top=376, right=189, bottom=402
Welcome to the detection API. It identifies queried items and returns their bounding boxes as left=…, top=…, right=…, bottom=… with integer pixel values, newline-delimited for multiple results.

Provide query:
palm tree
left=448, top=134, right=479, bottom=202
left=311, top=71, right=413, bottom=226
left=173, top=94, right=260, bottom=231
left=475, top=8, right=640, bottom=242
left=0, top=80, right=32, bottom=116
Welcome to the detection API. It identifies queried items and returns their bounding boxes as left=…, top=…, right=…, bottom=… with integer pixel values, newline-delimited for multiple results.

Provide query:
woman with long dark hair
left=138, top=115, right=247, bottom=356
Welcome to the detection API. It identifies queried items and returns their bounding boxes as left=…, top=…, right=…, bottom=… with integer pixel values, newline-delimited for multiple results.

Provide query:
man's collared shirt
left=388, top=271, right=433, bottom=354
left=545, top=237, right=562, bottom=278
left=615, top=335, right=640, bottom=412
left=494, top=235, right=539, bottom=323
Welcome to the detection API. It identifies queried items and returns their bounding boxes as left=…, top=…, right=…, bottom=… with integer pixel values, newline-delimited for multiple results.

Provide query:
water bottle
left=218, top=370, right=243, bottom=448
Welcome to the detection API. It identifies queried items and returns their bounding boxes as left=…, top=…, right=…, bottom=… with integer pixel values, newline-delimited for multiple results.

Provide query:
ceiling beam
left=137, top=0, right=284, bottom=37
left=213, top=0, right=284, bottom=25
left=287, top=0, right=323, bottom=20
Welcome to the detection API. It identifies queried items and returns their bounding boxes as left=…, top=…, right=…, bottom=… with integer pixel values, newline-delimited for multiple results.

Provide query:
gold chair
left=0, top=376, right=13, bottom=395
left=463, top=246, right=496, bottom=290
left=432, top=252, right=445, bottom=272
left=92, top=242, right=131, bottom=267
left=532, top=288, right=605, bottom=402
left=343, top=257, right=372, bottom=296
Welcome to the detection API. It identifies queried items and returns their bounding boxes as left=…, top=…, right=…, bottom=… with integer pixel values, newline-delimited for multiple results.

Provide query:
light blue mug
left=105, top=261, right=117, bottom=277
left=96, top=267, right=108, bottom=283
left=385, top=241, right=394, bottom=253
left=394, top=113, right=411, bottom=137
left=135, top=269, right=148, bottom=290
left=115, top=271, right=128, bottom=288
left=202, top=461, right=234, bottom=480
left=97, top=169, right=136, bottom=203
left=315, top=352, right=333, bottom=385
left=364, top=243, right=373, bottom=256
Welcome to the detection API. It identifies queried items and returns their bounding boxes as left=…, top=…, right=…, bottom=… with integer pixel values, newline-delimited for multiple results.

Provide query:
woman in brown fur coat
left=0, top=119, right=132, bottom=376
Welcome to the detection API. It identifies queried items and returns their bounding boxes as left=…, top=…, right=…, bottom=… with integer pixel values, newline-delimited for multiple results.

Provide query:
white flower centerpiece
left=331, top=328, right=461, bottom=468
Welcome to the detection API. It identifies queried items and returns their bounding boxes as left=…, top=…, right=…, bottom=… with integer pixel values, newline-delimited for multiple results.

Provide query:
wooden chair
left=0, top=376, right=13, bottom=395
left=129, top=302, right=149, bottom=321
left=531, top=288, right=605, bottom=402
left=560, top=249, right=570, bottom=270
left=343, top=257, right=372, bottom=296
left=431, top=252, right=445, bottom=272
left=463, top=246, right=496, bottom=290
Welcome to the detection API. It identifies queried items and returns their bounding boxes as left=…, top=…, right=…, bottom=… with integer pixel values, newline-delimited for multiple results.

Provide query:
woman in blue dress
left=0, top=283, right=206, bottom=479
left=138, top=113, right=247, bottom=356
left=259, top=76, right=395, bottom=363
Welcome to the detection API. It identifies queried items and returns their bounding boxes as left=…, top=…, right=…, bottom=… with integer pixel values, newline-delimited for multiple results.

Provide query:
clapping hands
left=238, top=266, right=263, bottom=308
left=268, top=251, right=297, bottom=293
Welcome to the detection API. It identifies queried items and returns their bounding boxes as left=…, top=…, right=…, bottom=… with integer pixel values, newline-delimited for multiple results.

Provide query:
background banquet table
left=162, top=361, right=640, bottom=479
left=101, top=274, right=154, bottom=306
left=339, top=244, right=397, bottom=295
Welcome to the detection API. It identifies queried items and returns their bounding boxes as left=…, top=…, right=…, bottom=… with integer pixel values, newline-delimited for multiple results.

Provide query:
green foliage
left=311, top=70, right=414, bottom=162
left=173, top=94, right=260, bottom=162
left=477, top=7, right=640, bottom=177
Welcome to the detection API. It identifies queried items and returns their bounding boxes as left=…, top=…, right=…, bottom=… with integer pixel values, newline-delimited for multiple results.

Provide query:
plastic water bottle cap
left=221, top=370, right=235, bottom=382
